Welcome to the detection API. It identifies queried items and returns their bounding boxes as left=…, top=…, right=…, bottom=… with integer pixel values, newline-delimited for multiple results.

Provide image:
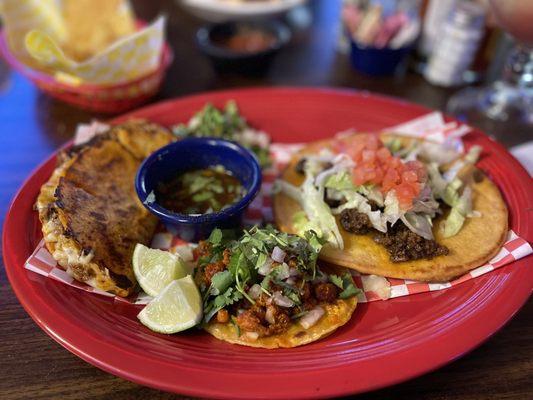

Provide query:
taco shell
left=273, top=134, right=508, bottom=282
left=204, top=266, right=357, bottom=349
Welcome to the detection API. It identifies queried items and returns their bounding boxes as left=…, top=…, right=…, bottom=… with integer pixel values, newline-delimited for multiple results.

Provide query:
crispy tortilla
left=273, top=134, right=508, bottom=282
left=204, top=266, right=357, bottom=349
left=36, top=120, right=174, bottom=297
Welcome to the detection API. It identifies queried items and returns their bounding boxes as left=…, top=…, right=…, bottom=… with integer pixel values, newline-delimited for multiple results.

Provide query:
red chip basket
left=0, top=24, right=173, bottom=114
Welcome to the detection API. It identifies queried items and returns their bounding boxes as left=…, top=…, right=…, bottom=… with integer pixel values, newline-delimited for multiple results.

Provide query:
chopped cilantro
left=200, top=226, right=335, bottom=324
left=172, top=101, right=271, bottom=168
left=210, top=270, right=233, bottom=295
left=328, top=274, right=344, bottom=290
left=208, top=228, right=223, bottom=245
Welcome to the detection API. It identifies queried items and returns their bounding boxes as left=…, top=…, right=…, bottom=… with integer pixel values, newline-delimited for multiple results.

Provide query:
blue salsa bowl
left=135, top=138, right=262, bottom=242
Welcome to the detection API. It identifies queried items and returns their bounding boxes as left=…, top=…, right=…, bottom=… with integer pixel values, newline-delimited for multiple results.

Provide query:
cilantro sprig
left=329, top=272, right=361, bottom=299
left=172, top=101, right=271, bottom=168
left=198, top=226, right=360, bottom=325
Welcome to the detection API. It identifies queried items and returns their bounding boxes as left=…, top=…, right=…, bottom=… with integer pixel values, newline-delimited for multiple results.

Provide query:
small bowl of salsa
left=136, top=138, right=261, bottom=242
left=196, top=20, right=291, bottom=74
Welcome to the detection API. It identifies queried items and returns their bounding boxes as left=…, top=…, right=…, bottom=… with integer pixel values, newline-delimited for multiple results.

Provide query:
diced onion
left=173, top=245, right=194, bottom=262
left=271, top=246, right=286, bottom=263
left=276, top=262, right=290, bottom=280
left=361, top=275, right=391, bottom=300
left=289, top=267, right=299, bottom=277
left=299, top=306, right=325, bottom=329
left=245, top=332, right=259, bottom=341
left=258, top=258, right=274, bottom=276
left=272, top=291, right=294, bottom=307
left=285, top=278, right=295, bottom=285
left=248, top=284, right=262, bottom=299
left=265, top=307, right=275, bottom=324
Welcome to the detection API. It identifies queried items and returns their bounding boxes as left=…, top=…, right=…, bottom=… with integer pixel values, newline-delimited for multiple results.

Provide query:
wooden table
left=0, top=1, right=531, bottom=399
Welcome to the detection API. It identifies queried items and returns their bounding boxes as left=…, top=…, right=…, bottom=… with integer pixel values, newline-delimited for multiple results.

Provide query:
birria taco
left=36, top=120, right=174, bottom=296
left=274, top=133, right=508, bottom=282
left=195, top=227, right=358, bottom=348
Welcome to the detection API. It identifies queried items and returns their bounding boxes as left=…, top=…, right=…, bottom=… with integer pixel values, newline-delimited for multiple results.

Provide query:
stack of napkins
left=0, top=0, right=165, bottom=84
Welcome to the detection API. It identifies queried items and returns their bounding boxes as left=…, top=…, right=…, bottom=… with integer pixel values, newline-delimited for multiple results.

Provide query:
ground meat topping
left=300, top=282, right=317, bottom=311
left=339, top=208, right=373, bottom=234
left=313, top=283, right=339, bottom=303
left=216, top=309, right=229, bottom=324
left=194, top=240, right=211, bottom=260
left=202, top=248, right=231, bottom=286
left=203, top=261, right=226, bottom=286
left=235, top=303, right=290, bottom=337
left=374, top=222, right=449, bottom=262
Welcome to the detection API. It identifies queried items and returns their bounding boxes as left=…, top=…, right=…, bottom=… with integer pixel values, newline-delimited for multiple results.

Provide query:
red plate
left=3, top=88, right=532, bottom=399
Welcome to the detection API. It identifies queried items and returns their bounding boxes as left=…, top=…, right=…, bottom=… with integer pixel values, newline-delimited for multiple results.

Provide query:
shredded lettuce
left=278, top=163, right=344, bottom=249
left=383, top=191, right=401, bottom=226
left=324, top=171, right=356, bottom=191
left=401, top=212, right=434, bottom=240
left=442, top=186, right=474, bottom=238
left=419, top=141, right=461, bottom=165
left=442, top=177, right=463, bottom=207
left=443, top=145, right=482, bottom=182
left=442, top=208, right=465, bottom=238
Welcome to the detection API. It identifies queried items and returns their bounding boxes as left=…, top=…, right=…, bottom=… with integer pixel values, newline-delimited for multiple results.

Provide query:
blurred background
left=0, top=0, right=531, bottom=184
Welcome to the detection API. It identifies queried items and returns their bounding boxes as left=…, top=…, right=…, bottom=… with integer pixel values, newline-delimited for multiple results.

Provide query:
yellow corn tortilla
left=273, top=134, right=508, bottom=282
left=204, top=266, right=357, bottom=349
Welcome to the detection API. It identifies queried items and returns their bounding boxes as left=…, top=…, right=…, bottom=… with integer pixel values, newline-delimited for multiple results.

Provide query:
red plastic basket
left=0, top=24, right=173, bottom=114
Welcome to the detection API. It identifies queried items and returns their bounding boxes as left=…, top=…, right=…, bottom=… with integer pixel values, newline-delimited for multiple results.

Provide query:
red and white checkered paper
left=24, top=113, right=532, bottom=305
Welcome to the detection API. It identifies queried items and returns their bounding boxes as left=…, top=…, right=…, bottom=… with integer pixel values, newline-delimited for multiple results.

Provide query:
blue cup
left=135, top=138, right=262, bottom=242
left=350, top=40, right=413, bottom=76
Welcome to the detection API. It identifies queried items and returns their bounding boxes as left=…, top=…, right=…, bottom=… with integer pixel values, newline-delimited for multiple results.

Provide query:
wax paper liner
left=24, top=113, right=532, bottom=305
left=1, top=0, right=165, bottom=84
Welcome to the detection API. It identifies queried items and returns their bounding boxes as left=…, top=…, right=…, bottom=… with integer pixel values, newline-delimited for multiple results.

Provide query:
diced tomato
left=376, top=147, right=392, bottom=162
left=402, top=170, right=418, bottom=183
left=333, top=133, right=426, bottom=209
left=362, top=150, right=376, bottom=163
left=395, top=183, right=417, bottom=207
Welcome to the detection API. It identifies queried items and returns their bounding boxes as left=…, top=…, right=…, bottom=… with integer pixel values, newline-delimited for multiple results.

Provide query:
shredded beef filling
left=374, top=222, right=449, bottom=262
left=339, top=207, right=449, bottom=262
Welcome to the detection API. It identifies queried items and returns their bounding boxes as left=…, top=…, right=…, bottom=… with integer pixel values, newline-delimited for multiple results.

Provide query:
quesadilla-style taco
left=274, top=133, right=508, bottom=282
left=36, top=120, right=174, bottom=297
left=195, top=226, right=359, bottom=348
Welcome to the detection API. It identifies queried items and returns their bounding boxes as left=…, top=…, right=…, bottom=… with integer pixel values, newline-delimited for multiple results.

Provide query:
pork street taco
left=195, top=226, right=359, bottom=348
left=274, top=133, right=508, bottom=282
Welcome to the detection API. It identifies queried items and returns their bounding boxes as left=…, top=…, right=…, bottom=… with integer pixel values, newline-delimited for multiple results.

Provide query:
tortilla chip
left=273, top=135, right=508, bottom=282
left=61, top=0, right=135, bottom=62
left=205, top=266, right=357, bottom=348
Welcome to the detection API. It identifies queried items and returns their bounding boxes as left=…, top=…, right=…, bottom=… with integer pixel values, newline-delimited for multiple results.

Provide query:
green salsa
left=156, top=165, right=245, bottom=215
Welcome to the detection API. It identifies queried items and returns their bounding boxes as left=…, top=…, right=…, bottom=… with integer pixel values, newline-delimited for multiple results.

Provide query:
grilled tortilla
left=36, top=120, right=174, bottom=297
left=273, top=134, right=508, bottom=282
left=205, top=265, right=357, bottom=349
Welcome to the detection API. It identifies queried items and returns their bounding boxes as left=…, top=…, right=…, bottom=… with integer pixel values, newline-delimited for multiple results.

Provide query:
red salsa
left=215, top=28, right=276, bottom=53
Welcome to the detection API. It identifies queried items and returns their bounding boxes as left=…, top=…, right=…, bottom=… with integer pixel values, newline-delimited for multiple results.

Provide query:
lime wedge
left=138, top=275, right=202, bottom=334
left=133, top=243, right=188, bottom=297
